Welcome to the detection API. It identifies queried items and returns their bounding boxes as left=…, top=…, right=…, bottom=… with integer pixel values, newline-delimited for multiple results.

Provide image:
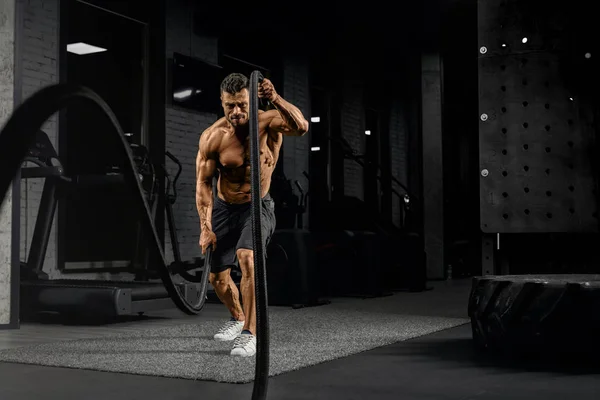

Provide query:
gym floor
left=0, top=279, right=598, bottom=400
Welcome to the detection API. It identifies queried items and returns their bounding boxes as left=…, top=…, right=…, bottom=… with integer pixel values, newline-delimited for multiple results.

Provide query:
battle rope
left=249, top=70, right=270, bottom=400
left=0, top=84, right=211, bottom=316
left=0, top=82, right=269, bottom=399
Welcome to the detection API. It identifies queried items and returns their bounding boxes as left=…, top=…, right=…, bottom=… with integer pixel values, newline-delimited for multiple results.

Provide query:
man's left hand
left=258, top=78, right=278, bottom=103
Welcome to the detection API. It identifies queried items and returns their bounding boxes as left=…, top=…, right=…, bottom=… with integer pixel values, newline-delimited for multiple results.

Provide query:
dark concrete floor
left=0, top=323, right=598, bottom=400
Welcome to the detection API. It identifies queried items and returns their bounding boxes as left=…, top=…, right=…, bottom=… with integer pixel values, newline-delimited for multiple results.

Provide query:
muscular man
left=196, top=73, right=309, bottom=357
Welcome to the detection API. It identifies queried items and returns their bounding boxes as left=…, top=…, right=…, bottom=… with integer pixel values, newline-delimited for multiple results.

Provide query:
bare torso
left=210, top=111, right=282, bottom=204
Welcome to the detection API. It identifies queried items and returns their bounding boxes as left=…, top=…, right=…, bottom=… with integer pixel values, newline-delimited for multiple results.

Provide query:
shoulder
left=199, top=118, right=226, bottom=155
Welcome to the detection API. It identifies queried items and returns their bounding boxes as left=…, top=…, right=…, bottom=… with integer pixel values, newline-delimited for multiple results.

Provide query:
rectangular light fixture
left=67, top=42, right=107, bottom=55
left=311, top=117, right=320, bottom=123
left=174, top=89, right=193, bottom=100
left=365, top=130, right=371, bottom=135
left=311, top=147, right=321, bottom=152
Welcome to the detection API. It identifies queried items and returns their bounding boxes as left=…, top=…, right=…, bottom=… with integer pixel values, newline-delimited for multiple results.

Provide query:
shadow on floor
left=384, top=326, right=600, bottom=376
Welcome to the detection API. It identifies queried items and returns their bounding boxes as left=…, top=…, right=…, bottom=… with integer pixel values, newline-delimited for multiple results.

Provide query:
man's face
left=221, top=89, right=249, bottom=127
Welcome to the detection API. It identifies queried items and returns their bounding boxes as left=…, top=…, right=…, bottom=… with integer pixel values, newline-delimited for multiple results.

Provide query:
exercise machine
left=265, top=170, right=329, bottom=308
left=293, top=173, right=308, bottom=229
left=308, top=136, right=427, bottom=295
left=162, top=150, right=207, bottom=282
left=19, top=129, right=203, bottom=319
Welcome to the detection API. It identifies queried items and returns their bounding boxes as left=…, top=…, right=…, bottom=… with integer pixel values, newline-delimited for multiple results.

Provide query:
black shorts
left=209, top=193, right=276, bottom=273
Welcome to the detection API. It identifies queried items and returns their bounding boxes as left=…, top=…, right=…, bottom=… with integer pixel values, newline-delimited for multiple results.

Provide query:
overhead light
left=522, top=37, right=528, bottom=43
left=311, top=117, right=320, bottom=123
left=67, top=42, right=107, bottom=55
left=365, top=130, right=371, bottom=136
left=311, top=147, right=321, bottom=152
left=585, top=52, right=592, bottom=59
left=174, top=89, right=193, bottom=100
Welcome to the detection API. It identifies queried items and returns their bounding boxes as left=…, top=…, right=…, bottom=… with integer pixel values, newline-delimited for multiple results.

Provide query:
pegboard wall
left=477, top=0, right=599, bottom=233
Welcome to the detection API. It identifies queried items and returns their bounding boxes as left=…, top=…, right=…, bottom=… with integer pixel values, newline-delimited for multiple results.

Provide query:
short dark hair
left=220, top=73, right=248, bottom=95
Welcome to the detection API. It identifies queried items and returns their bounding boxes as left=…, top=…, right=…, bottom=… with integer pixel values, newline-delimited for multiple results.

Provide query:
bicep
left=196, top=137, right=217, bottom=183
left=196, top=155, right=216, bottom=184
left=265, top=110, right=293, bottom=136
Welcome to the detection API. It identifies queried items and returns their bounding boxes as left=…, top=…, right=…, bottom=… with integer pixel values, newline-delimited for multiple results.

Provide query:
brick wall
left=18, top=0, right=59, bottom=274
left=164, top=0, right=219, bottom=263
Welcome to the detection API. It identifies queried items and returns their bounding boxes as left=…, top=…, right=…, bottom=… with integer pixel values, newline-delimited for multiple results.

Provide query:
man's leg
left=236, top=248, right=256, bottom=335
left=209, top=197, right=249, bottom=341
left=209, top=268, right=244, bottom=321
left=209, top=247, right=246, bottom=342
left=228, top=248, right=257, bottom=357
left=229, top=196, right=275, bottom=356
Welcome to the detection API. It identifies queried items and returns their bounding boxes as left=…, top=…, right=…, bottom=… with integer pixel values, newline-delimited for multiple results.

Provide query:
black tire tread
left=469, top=274, right=600, bottom=354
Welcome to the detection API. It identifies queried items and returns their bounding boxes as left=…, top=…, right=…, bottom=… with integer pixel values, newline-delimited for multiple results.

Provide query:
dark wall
left=440, top=0, right=480, bottom=275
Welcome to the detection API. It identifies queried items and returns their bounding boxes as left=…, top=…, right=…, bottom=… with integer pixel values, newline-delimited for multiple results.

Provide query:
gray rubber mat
left=0, top=304, right=467, bottom=383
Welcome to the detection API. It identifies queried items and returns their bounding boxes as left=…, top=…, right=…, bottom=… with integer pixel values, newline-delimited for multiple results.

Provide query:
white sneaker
left=231, top=333, right=256, bottom=357
left=213, top=318, right=244, bottom=341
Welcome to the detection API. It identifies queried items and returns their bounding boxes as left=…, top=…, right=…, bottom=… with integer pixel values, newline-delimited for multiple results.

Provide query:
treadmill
left=20, top=130, right=201, bottom=318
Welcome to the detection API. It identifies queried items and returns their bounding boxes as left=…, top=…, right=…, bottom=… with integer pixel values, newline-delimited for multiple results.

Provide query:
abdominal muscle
left=216, top=147, right=277, bottom=204
left=217, top=169, right=273, bottom=204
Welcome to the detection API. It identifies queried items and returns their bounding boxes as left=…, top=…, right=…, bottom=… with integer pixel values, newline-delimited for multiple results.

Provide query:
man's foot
left=214, top=318, right=244, bottom=341
left=231, top=330, right=256, bottom=357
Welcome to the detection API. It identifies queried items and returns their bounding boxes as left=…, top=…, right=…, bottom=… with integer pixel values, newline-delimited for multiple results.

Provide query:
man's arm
left=258, top=78, right=309, bottom=136
left=267, top=95, right=310, bottom=137
left=196, top=130, right=217, bottom=233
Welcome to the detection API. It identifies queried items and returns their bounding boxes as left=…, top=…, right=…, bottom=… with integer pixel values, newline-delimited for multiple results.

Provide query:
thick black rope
left=0, top=83, right=210, bottom=315
left=249, top=70, right=270, bottom=400
left=0, top=82, right=268, bottom=399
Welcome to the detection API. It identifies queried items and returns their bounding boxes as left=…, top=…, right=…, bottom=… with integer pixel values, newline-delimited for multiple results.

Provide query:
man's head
left=220, top=73, right=249, bottom=128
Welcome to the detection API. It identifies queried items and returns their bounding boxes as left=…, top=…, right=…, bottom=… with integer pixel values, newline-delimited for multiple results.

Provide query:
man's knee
left=209, top=270, right=230, bottom=287
left=236, top=248, right=254, bottom=274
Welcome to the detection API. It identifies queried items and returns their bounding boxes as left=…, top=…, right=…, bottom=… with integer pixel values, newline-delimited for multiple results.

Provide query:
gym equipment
left=19, top=129, right=198, bottom=317
left=330, top=134, right=417, bottom=231
left=266, top=228, right=330, bottom=308
left=264, top=168, right=330, bottom=307
left=249, top=70, right=269, bottom=400
left=478, top=0, right=597, bottom=236
left=293, top=174, right=308, bottom=229
left=162, top=150, right=205, bottom=283
left=57, top=132, right=161, bottom=278
left=18, top=133, right=202, bottom=318
left=0, top=83, right=210, bottom=318
left=469, top=274, right=600, bottom=355
left=302, top=140, right=428, bottom=295
left=269, top=170, right=307, bottom=230
left=477, top=0, right=599, bottom=278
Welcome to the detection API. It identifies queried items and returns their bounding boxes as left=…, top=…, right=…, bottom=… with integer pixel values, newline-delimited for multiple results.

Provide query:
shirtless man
left=196, top=73, right=309, bottom=357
